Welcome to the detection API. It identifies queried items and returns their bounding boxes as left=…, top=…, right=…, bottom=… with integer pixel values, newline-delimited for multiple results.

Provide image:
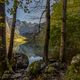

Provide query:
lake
left=13, top=37, right=43, bottom=64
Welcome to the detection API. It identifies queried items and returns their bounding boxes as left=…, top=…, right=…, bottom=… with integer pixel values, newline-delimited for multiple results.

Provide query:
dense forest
left=0, top=0, right=80, bottom=80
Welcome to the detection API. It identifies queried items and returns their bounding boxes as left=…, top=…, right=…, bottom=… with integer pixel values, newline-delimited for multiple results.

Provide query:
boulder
left=44, top=64, right=55, bottom=73
left=12, top=53, right=29, bottom=71
left=2, top=70, right=13, bottom=80
left=64, top=54, right=80, bottom=80
left=23, top=76, right=29, bottom=80
left=2, top=53, right=29, bottom=80
left=44, top=63, right=58, bottom=74
left=71, top=54, right=80, bottom=65
left=11, top=73, right=22, bottom=79
left=28, top=61, right=42, bottom=75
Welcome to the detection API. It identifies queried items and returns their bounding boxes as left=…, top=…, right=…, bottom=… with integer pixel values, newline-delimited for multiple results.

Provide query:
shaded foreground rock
left=2, top=53, right=29, bottom=80
left=28, top=61, right=66, bottom=80
left=12, top=53, right=29, bottom=71
left=2, top=58, right=67, bottom=80
left=28, top=61, right=41, bottom=75
left=2, top=69, right=29, bottom=80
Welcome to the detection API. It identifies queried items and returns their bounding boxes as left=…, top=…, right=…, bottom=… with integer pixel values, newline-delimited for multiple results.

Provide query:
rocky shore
left=2, top=54, right=80, bottom=80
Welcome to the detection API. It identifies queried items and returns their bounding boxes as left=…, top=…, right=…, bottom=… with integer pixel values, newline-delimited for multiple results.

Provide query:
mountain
left=6, top=17, right=40, bottom=36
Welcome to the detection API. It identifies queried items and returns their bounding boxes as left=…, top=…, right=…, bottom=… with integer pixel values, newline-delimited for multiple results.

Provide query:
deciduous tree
left=60, top=0, right=67, bottom=62
left=44, top=0, right=50, bottom=63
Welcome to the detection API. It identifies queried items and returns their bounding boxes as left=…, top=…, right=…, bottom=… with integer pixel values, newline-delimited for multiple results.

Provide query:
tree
left=0, top=0, right=6, bottom=57
left=0, top=0, right=7, bottom=76
left=44, top=0, right=50, bottom=63
left=8, top=0, right=18, bottom=61
left=60, top=0, right=67, bottom=62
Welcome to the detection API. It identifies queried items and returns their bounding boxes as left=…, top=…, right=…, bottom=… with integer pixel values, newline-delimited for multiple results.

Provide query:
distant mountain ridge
left=6, top=17, right=40, bottom=36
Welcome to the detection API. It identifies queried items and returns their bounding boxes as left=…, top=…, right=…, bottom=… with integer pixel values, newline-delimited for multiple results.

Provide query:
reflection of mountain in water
left=13, top=42, right=43, bottom=64
left=14, top=43, right=35, bottom=57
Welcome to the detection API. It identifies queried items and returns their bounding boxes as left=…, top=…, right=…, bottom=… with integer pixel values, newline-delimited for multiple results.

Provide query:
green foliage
left=50, top=0, right=80, bottom=61
left=6, top=0, right=32, bottom=15
left=28, top=61, right=41, bottom=75
left=64, top=54, right=80, bottom=80
left=44, top=64, right=55, bottom=73
left=65, top=65, right=80, bottom=80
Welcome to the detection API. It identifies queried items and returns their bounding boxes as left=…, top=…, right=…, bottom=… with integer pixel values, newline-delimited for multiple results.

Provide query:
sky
left=6, top=0, right=54, bottom=23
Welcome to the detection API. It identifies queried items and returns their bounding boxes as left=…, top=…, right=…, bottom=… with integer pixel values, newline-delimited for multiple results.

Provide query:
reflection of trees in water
left=14, top=38, right=43, bottom=57
left=13, top=41, right=43, bottom=64
left=13, top=30, right=45, bottom=58
left=14, top=42, right=34, bottom=56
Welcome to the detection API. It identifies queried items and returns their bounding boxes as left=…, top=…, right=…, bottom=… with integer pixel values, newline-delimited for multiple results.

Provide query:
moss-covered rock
left=71, top=54, right=80, bottom=65
left=23, top=76, right=29, bottom=80
left=36, top=75, right=45, bottom=80
left=65, top=54, right=80, bottom=80
left=28, top=61, right=41, bottom=75
left=44, top=64, right=55, bottom=73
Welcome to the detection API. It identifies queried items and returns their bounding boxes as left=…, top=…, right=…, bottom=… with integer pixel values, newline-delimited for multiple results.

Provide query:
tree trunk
left=0, top=0, right=7, bottom=76
left=8, top=0, right=17, bottom=61
left=60, top=0, right=67, bottom=62
left=0, top=0, right=6, bottom=61
left=44, top=0, right=50, bottom=63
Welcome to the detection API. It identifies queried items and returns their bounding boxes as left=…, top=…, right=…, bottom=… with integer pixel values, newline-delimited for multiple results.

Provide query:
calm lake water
left=13, top=39, right=43, bottom=64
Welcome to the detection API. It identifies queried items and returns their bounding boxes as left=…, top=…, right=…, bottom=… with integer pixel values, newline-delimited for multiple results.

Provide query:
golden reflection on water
left=6, top=33, right=27, bottom=47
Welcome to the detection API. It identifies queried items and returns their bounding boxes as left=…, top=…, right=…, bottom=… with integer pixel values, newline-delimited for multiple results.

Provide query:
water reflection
left=13, top=41, right=43, bottom=64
